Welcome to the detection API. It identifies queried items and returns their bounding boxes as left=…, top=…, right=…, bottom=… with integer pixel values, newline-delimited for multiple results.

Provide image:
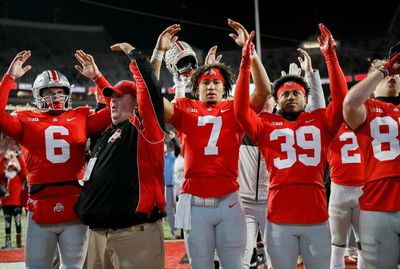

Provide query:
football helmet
left=165, top=41, right=198, bottom=76
left=32, top=70, right=71, bottom=111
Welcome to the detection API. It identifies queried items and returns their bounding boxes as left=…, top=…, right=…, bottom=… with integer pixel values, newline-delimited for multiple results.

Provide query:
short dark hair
left=191, top=64, right=235, bottom=98
left=272, top=75, right=310, bottom=100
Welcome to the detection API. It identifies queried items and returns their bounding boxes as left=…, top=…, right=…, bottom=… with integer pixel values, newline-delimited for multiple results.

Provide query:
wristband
left=378, top=67, right=389, bottom=77
left=151, top=49, right=165, bottom=62
left=92, top=73, right=102, bottom=81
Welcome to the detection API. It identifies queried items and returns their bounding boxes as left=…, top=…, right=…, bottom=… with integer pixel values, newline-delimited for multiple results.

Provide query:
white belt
left=191, top=195, right=219, bottom=208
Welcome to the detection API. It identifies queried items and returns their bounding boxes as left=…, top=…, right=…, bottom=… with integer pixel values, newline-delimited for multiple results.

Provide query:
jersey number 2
left=339, top=131, right=361, bottom=164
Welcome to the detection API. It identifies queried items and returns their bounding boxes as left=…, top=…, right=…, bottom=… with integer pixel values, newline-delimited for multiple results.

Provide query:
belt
left=93, top=223, right=153, bottom=238
left=191, top=195, right=219, bottom=208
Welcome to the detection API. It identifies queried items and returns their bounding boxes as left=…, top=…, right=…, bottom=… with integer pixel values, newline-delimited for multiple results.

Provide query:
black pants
left=2, top=205, right=22, bottom=234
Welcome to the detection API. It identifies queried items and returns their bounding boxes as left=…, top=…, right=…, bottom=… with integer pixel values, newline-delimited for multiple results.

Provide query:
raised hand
left=297, top=48, right=313, bottom=72
left=317, top=23, right=336, bottom=58
left=155, top=24, right=181, bottom=52
left=74, top=50, right=101, bottom=80
left=205, top=46, right=223, bottom=65
left=281, top=63, right=301, bottom=77
left=241, top=31, right=255, bottom=70
left=110, top=43, right=135, bottom=55
left=380, top=52, right=400, bottom=76
left=228, top=18, right=249, bottom=48
left=6, top=50, right=32, bottom=80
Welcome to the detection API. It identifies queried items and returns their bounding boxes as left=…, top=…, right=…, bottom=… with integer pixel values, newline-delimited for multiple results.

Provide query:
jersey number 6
left=45, top=126, right=70, bottom=164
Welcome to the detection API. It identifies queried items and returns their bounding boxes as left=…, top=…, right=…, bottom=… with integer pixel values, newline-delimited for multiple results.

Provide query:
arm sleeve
left=168, top=98, right=184, bottom=131
left=304, top=69, right=326, bottom=112
left=233, top=67, right=264, bottom=143
left=129, top=49, right=165, bottom=141
left=94, top=75, right=111, bottom=107
left=324, top=55, right=348, bottom=136
left=93, top=102, right=106, bottom=112
left=86, top=75, right=112, bottom=137
left=16, top=155, right=27, bottom=179
left=0, top=75, right=23, bottom=141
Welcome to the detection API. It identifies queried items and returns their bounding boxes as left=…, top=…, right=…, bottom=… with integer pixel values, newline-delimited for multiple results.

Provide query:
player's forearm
left=305, top=69, right=326, bottom=112
left=249, top=51, right=271, bottom=112
left=325, top=56, right=347, bottom=115
left=0, top=75, right=23, bottom=140
left=87, top=108, right=111, bottom=137
left=94, top=75, right=111, bottom=107
left=163, top=98, right=174, bottom=123
left=234, top=68, right=260, bottom=138
left=129, top=50, right=166, bottom=136
left=0, top=75, right=14, bottom=112
left=344, top=70, right=382, bottom=109
left=150, top=58, right=162, bottom=80
left=150, top=48, right=165, bottom=80
left=324, top=56, right=348, bottom=133
left=342, top=71, right=382, bottom=130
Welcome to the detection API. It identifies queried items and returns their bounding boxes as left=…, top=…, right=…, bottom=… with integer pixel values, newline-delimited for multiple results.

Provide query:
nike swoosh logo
left=228, top=202, right=237, bottom=208
left=305, top=119, right=315, bottom=123
left=67, top=117, right=76, bottom=122
left=221, top=108, right=231, bottom=113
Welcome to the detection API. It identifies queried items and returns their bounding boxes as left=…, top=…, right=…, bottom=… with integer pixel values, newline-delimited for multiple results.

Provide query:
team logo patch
left=187, top=108, right=198, bottom=113
left=53, top=202, right=64, bottom=213
left=205, top=69, right=217, bottom=76
left=108, top=129, right=122, bottom=143
left=371, top=107, right=383, bottom=113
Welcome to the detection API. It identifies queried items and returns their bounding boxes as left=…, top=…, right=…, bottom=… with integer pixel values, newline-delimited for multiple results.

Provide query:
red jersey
left=356, top=99, right=400, bottom=211
left=327, top=123, right=364, bottom=186
left=252, top=110, right=337, bottom=224
left=0, top=74, right=111, bottom=186
left=234, top=55, right=347, bottom=224
left=1, top=171, right=25, bottom=207
left=0, top=155, right=27, bottom=207
left=169, top=98, right=243, bottom=197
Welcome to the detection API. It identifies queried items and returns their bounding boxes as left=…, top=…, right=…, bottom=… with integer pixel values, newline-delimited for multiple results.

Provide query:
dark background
left=2, top=0, right=399, bottom=51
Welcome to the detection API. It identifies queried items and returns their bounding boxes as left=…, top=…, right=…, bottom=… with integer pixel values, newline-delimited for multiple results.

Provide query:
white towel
left=175, top=193, right=192, bottom=230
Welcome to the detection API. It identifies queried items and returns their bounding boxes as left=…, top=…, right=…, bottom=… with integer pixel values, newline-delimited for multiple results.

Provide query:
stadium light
left=301, top=40, right=340, bottom=49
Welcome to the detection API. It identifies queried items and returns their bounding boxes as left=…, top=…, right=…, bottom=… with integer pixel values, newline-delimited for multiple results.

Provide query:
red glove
left=240, top=31, right=255, bottom=71
left=317, top=23, right=336, bottom=58
left=380, top=52, right=400, bottom=77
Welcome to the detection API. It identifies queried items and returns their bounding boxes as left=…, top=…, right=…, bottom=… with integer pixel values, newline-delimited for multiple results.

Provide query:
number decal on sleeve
left=45, top=126, right=70, bottom=163
left=198, top=116, right=222, bottom=155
